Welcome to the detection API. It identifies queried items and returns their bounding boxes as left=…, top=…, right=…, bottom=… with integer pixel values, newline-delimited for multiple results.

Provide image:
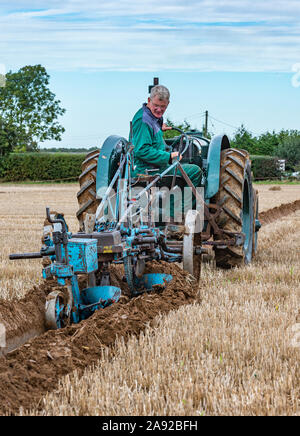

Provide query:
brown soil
left=0, top=198, right=300, bottom=415
left=0, top=262, right=198, bottom=415
left=0, top=287, right=46, bottom=346
left=259, top=199, right=300, bottom=225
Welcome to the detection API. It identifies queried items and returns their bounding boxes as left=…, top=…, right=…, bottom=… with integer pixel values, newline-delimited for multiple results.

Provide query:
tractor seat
left=131, top=170, right=185, bottom=190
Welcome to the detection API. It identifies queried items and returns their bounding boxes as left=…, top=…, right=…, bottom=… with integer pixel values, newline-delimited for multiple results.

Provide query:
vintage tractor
left=76, top=128, right=260, bottom=271
left=9, top=92, right=260, bottom=330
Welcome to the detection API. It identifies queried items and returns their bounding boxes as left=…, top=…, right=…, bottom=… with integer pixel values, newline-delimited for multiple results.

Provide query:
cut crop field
left=0, top=183, right=299, bottom=416
left=255, top=184, right=300, bottom=212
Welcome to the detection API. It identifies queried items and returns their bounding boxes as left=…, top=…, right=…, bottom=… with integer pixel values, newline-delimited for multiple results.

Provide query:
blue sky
left=0, top=0, right=300, bottom=148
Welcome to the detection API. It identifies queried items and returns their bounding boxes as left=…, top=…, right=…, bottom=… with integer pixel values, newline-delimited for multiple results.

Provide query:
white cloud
left=1, top=1, right=300, bottom=72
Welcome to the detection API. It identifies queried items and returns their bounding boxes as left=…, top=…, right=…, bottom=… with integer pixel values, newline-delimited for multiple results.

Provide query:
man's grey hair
left=150, top=85, right=170, bottom=102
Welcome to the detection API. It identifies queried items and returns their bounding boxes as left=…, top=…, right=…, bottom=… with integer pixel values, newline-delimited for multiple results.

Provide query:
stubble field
left=0, top=183, right=299, bottom=415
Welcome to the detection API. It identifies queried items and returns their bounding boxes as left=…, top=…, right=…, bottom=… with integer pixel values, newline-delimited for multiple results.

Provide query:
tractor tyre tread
left=76, top=150, right=101, bottom=231
left=213, top=148, right=253, bottom=269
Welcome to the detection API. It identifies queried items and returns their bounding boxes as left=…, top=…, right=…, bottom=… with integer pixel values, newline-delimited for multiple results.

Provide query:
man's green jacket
left=131, top=103, right=171, bottom=177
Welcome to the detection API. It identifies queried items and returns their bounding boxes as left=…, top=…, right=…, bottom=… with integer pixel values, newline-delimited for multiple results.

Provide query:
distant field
left=255, top=184, right=300, bottom=211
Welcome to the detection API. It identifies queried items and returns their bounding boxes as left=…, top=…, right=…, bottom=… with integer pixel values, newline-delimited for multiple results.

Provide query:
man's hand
left=171, top=151, right=182, bottom=161
left=162, top=123, right=172, bottom=132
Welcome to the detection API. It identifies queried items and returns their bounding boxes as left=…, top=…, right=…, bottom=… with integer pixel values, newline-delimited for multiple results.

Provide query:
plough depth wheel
left=183, top=210, right=202, bottom=281
left=45, top=290, right=70, bottom=330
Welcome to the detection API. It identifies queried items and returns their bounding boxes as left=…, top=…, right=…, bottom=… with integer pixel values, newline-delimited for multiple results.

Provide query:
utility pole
left=204, top=110, right=208, bottom=137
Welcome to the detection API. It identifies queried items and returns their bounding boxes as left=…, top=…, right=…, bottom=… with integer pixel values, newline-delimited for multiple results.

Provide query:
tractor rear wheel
left=213, top=148, right=254, bottom=268
left=76, top=150, right=100, bottom=231
left=252, top=188, right=258, bottom=257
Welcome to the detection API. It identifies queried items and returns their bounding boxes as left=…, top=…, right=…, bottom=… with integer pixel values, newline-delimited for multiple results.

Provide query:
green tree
left=162, top=118, right=210, bottom=140
left=230, top=124, right=257, bottom=154
left=0, top=65, right=66, bottom=152
left=254, top=131, right=279, bottom=155
left=163, top=118, right=192, bottom=139
left=277, top=128, right=300, bottom=145
left=276, top=136, right=300, bottom=170
left=0, top=116, right=17, bottom=157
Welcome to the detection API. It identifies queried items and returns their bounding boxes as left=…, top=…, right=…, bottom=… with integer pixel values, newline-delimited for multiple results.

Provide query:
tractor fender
left=96, top=135, right=128, bottom=198
left=204, top=134, right=230, bottom=200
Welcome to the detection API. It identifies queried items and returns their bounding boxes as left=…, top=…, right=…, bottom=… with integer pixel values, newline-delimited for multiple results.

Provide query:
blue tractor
left=10, top=102, right=260, bottom=331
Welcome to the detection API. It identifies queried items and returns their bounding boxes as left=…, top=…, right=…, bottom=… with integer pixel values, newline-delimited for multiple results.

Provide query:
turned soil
left=0, top=262, right=199, bottom=415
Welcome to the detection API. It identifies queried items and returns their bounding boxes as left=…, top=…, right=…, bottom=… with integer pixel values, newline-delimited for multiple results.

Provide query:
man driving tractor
left=131, top=84, right=202, bottom=221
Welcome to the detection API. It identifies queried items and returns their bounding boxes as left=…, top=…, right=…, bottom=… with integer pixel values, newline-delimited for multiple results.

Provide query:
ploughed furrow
left=0, top=199, right=300, bottom=415
left=259, top=199, right=300, bottom=225
left=0, top=288, right=46, bottom=358
left=0, top=262, right=198, bottom=416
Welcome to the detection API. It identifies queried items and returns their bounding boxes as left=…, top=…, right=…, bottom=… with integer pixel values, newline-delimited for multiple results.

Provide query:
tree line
left=164, top=119, right=300, bottom=172
left=230, top=125, right=300, bottom=171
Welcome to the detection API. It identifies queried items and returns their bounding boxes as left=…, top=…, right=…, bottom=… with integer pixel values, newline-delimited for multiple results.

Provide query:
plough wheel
left=76, top=150, right=100, bottom=231
left=183, top=210, right=202, bottom=281
left=45, top=291, right=70, bottom=330
left=213, top=148, right=254, bottom=268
